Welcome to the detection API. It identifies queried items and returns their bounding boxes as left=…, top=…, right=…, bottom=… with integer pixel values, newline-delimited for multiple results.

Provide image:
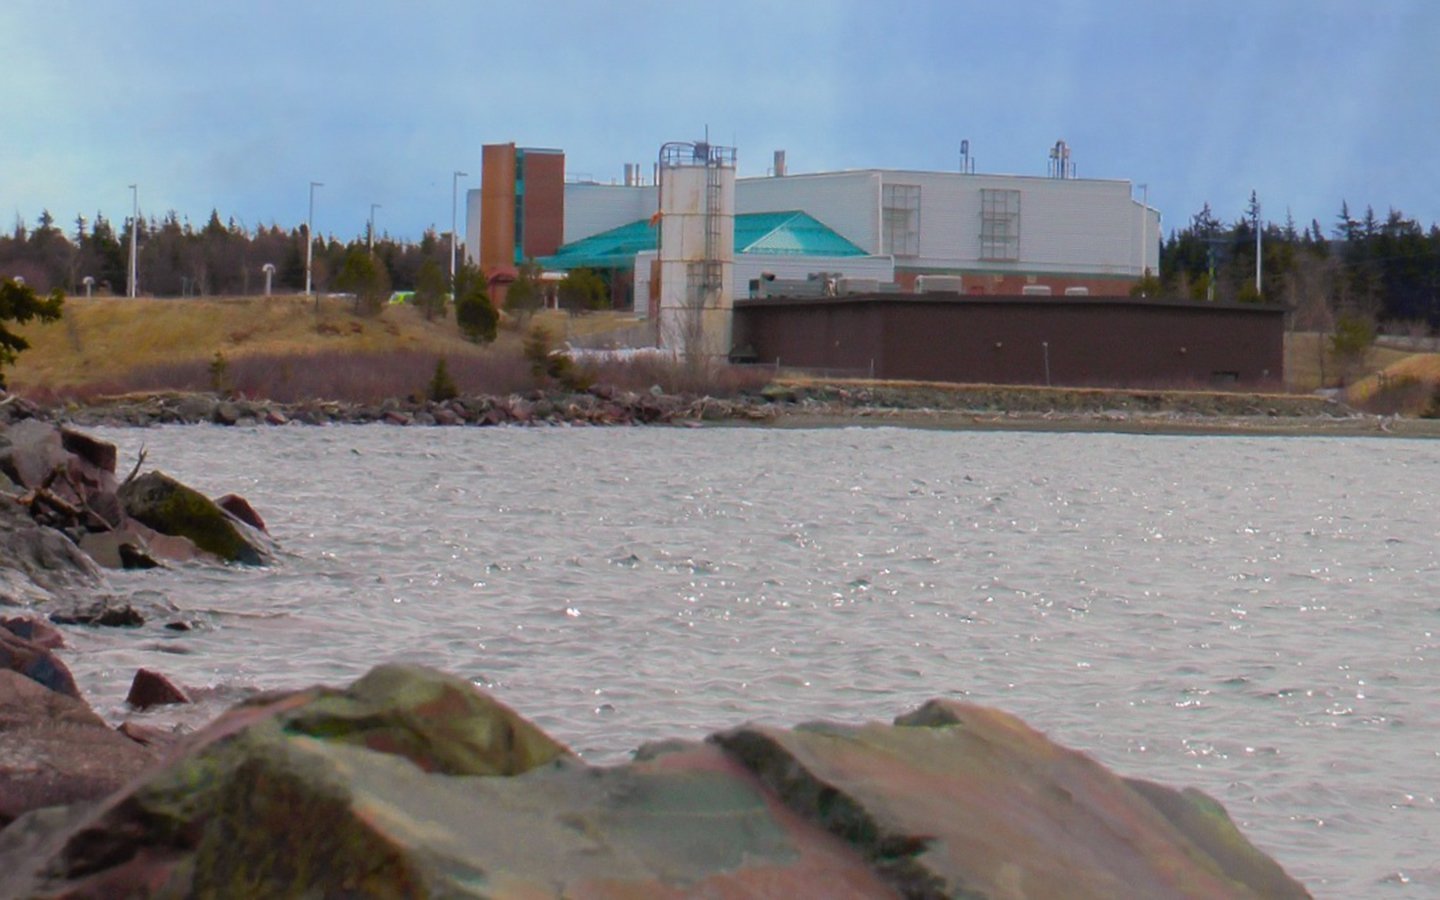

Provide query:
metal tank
left=655, top=140, right=736, bottom=358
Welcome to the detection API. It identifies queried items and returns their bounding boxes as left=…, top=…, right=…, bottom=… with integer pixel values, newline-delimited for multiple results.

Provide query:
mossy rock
left=118, top=471, right=271, bottom=565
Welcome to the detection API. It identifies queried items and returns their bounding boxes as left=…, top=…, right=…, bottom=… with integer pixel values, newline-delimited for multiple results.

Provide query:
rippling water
left=63, top=424, right=1440, bottom=897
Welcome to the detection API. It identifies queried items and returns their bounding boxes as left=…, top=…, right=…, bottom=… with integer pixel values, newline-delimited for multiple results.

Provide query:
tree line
left=0, top=208, right=461, bottom=298
left=1155, top=195, right=1440, bottom=333
left=7, top=198, right=1435, bottom=335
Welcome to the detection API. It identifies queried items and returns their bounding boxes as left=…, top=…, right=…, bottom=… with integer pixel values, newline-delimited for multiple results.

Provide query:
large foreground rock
left=0, top=671, right=157, bottom=828
left=0, top=665, right=1311, bottom=898
left=118, top=470, right=273, bottom=565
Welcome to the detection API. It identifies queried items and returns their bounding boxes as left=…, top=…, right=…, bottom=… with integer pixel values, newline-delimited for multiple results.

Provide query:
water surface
left=65, top=425, right=1440, bottom=898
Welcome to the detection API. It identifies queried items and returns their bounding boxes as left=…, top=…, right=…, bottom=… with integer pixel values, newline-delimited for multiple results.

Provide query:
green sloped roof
left=538, top=211, right=864, bottom=270
left=735, top=211, right=865, bottom=256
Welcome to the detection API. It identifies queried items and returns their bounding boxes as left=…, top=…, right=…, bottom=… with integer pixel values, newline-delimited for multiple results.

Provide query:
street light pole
left=306, top=181, right=323, bottom=307
left=451, top=170, right=468, bottom=287
left=368, top=203, right=381, bottom=256
left=127, top=184, right=138, bottom=298
left=1253, top=190, right=1262, bottom=296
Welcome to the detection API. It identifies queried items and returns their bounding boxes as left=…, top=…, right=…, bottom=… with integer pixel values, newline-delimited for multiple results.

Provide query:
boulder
left=0, top=615, right=65, bottom=649
left=711, top=699, right=1309, bottom=899
left=0, top=670, right=157, bottom=828
left=125, top=669, right=191, bottom=710
left=0, top=626, right=80, bottom=698
left=118, top=471, right=273, bottom=565
left=214, top=493, right=266, bottom=533
left=0, top=668, right=1311, bottom=899
left=48, top=598, right=155, bottom=628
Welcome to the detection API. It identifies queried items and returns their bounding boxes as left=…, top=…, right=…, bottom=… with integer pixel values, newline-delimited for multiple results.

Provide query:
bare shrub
left=1356, top=375, right=1435, bottom=416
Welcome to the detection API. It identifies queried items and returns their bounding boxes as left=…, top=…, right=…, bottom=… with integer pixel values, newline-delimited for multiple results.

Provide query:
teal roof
left=538, top=211, right=865, bottom=270
left=735, top=211, right=866, bottom=256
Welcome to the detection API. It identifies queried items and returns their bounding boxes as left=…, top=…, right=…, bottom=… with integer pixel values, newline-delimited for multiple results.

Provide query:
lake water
left=62, top=424, right=1439, bottom=898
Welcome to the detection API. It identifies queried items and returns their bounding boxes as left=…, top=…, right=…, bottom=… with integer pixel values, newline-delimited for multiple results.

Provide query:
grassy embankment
left=9, top=295, right=1440, bottom=414
left=8, top=295, right=654, bottom=404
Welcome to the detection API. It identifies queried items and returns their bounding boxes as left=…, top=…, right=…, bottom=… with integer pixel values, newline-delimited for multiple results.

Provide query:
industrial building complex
left=464, top=140, right=1283, bottom=387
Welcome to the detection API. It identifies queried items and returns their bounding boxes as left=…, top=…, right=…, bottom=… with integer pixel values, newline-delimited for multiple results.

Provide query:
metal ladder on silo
left=702, top=149, right=724, bottom=307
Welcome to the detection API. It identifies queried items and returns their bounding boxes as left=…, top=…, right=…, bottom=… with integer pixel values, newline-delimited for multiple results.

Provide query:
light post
left=451, top=170, right=467, bottom=287
left=306, top=180, right=323, bottom=308
left=368, top=203, right=381, bottom=256
left=127, top=184, right=138, bottom=298
left=1253, top=190, right=1262, bottom=296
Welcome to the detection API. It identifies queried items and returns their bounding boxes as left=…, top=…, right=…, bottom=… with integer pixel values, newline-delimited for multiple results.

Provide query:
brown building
left=733, top=294, right=1285, bottom=388
left=479, top=144, right=565, bottom=303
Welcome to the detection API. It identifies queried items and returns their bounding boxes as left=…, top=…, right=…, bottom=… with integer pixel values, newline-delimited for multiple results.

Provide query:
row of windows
left=879, top=185, right=1022, bottom=262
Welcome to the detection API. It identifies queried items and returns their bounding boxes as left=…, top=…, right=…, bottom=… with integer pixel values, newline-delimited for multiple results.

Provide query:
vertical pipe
left=306, top=181, right=322, bottom=306
left=451, top=170, right=468, bottom=287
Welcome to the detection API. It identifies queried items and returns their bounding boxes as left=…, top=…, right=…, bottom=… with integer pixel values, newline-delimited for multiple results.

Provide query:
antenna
left=960, top=139, right=974, bottom=174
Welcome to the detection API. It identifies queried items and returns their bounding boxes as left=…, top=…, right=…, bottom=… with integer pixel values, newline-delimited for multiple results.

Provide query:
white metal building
left=552, top=164, right=1158, bottom=297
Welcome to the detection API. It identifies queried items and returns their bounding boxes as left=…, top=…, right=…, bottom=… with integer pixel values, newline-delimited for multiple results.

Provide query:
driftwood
left=121, top=447, right=147, bottom=488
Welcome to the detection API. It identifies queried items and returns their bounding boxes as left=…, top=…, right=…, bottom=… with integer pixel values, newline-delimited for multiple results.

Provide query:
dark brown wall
left=520, top=150, right=565, bottom=260
left=734, top=295, right=1285, bottom=388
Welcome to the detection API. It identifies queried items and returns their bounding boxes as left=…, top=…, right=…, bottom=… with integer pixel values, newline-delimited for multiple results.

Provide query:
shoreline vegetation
left=7, top=294, right=1440, bottom=439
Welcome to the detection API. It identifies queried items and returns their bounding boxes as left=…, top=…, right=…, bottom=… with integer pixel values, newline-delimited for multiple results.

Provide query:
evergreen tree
left=0, top=278, right=64, bottom=370
left=413, top=258, right=448, bottom=321
left=454, top=267, right=497, bottom=343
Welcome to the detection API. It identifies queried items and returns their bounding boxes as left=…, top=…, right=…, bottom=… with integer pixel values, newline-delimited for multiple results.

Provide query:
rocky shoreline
left=15, top=380, right=1439, bottom=438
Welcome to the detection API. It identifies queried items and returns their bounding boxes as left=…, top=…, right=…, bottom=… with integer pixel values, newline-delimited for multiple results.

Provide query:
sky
left=4, top=1, right=1438, bottom=244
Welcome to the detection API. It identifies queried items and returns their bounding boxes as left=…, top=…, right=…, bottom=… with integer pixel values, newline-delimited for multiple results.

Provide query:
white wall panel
left=563, top=184, right=656, bottom=243
left=736, top=172, right=880, bottom=253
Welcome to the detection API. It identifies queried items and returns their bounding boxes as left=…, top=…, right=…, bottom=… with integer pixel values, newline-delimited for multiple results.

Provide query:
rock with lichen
left=0, top=665, right=1311, bottom=899
left=118, top=471, right=273, bottom=566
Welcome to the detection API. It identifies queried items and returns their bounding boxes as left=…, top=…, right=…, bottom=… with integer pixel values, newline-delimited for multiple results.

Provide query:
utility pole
left=451, top=170, right=468, bottom=287
left=368, top=203, right=381, bottom=256
left=127, top=184, right=138, bottom=298
left=307, top=181, right=323, bottom=310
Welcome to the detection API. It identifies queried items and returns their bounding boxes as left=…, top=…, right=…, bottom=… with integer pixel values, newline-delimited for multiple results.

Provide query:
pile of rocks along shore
left=18, top=381, right=1363, bottom=430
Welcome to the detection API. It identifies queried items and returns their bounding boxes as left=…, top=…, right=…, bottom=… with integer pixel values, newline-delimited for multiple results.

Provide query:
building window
left=979, top=189, right=1020, bottom=261
left=882, top=184, right=920, bottom=257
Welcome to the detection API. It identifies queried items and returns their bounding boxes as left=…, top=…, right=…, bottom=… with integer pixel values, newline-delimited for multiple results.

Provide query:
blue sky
left=4, top=1, right=1437, bottom=243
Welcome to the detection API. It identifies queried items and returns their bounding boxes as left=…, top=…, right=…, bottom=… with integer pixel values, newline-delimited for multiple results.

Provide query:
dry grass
left=1344, top=353, right=1440, bottom=414
left=8, top=295, right=648, bottom=400
left=1283, top=332, right=1413, bottom=392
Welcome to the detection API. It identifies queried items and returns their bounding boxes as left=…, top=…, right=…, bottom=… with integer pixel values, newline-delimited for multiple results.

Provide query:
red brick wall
left=520, top=150, right=565, bottom=260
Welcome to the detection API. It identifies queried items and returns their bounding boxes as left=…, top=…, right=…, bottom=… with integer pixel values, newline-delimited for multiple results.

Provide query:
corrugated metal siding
left=736, top=295, right=1284, bottom=387
left=736, top=172, right=879, bottom=253
left=881, top=172, right=1142, bottom=276
left=563, top=184, right=656, bottom=244
left=735, top=170, right=1151, bottom=279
